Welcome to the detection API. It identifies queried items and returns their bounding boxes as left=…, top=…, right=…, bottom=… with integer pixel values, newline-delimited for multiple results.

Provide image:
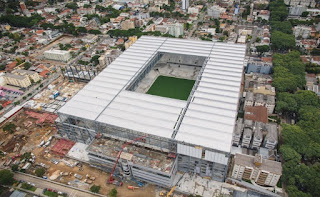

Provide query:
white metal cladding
left=58, top=36, right=246, bottom=154
left=204, top=150, right=229, bottom=165
left=177, top=144, right=202, bottom=159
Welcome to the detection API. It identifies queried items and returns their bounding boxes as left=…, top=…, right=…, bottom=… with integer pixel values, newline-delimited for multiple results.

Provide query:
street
left=14, top=173, right=105, bottom=197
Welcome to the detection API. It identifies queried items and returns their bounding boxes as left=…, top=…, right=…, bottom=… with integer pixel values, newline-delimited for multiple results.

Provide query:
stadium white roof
left=58, top=36, right=246, bottom=153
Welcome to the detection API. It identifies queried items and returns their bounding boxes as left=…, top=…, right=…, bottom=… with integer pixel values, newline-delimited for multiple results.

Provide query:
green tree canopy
left=0, top=169, right=14, bottom=185
left=90, top=185, right=101, bottom=193
left=109, top=188, right=117, bottom=197
left=270, top=31, right=295, bottom=51
left=35, top=168, right=45, bottom=177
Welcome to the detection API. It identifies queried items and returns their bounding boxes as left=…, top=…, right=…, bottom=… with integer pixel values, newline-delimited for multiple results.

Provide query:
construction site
left=25, top=77, right=85, bottom=113
left=0, top=108, right=157, bottom=197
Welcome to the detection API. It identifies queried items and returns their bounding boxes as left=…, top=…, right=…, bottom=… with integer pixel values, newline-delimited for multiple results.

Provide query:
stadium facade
left=56, top=36, right=247, bottom=187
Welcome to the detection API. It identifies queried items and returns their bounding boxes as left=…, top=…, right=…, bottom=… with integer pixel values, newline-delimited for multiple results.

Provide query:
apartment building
left=124, top=36, right=138, bottom=49
left=12, top=69, right=40, bottom=83
left=231, top=153, right=282, bottom=187
left=168, top=23, right=184, bottom=37
left=4, top=73, right=31, bottom=88
left=244, top=92, right=275, bottom=114
left=44, top=49, right=72, bottom=62
left=121, top=20, right=135, bottom=30
left=4, top=69, right=41, bottom=88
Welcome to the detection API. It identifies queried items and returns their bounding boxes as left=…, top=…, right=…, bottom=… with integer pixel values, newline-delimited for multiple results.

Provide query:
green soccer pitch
left=146, top=76, right=195, bottom=100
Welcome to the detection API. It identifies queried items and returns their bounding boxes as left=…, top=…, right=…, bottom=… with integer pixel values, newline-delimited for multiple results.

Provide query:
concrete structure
left=44, top=49, right=71, bottom=62
left=251, top=122, right=263, bottom=149
left=168, top=23, right=184, bottom=37
left=244, top=92, right=275, bottom=114
left=121, top=20, right=135, bottom=30
left=124, top=36, right=138, bottom=49
left=232, top=118, right=243, bottom=146
left=155, top=25, right=169, bottom=33
left=284, top=0, right=316, bottom=7
left=181, top=0, right=189, bottom=10
left=188, top=7, right=199, bottom=15
left=153, top=0, right=169, bottom=6
left=77, top=8, right=95, bottom=15
left=4, top=70, right=40, bottom=88
left=246, top=62, right=272, bottom=75
left=263, top=124, right=278, bottom=150
left=231, top=153, right=282, bottom=187
left=57, top=36, right=246, bottom=186
left=289, top=5, right=307, bottom=16
left=294, top=25, right=312, bottom=39
left=207, top=5, right=225, bottom=18
left=3, top=73, right=31, bottom=88
left=241, top=120, right=253, bottom=148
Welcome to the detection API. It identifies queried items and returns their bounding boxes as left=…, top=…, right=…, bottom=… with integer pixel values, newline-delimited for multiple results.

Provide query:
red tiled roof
left=39, top=70, right=49, bottom=77
left=244, top=106, right=268, bottom=123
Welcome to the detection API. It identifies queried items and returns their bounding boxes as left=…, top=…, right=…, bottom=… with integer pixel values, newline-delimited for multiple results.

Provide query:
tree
left=11, top=164, right=19, bottom=172
left=3, top=123, right=16, bottom=134
left=301, top=11, right=309, bottom=17
left=275, top=92, right=298, bottom=113
left=0, top=169, right=14, bottom=185
left=35, top=168, right=45, bottom=177
left=24, top=62, right=31, bottom=70
left=256, top=45, right=269, bottom=56
left=77, top=27, right=87, bottom=33
left=270, top=21, right=293, bottom=34
left=91, top=55, right=100, bottom=66
left=281, top=124, right=311, bottom=156
left=294, top=90, right=320, bottom=109
left=271, top=31, right=295, bottom=51
left=109, top=188, right=117, bottom=197
left=90, top=185, right=101, bottom=193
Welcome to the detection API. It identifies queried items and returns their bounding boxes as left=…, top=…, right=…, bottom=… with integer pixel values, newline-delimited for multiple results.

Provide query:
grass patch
left=21, top=183, right=36, bottom=191
left=147, top=76, right=195, bottom=100
left=44, top=190, right=58, bottom=197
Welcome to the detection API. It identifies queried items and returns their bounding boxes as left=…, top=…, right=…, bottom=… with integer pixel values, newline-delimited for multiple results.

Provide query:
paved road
left=14, top=173, right=105, bottom=197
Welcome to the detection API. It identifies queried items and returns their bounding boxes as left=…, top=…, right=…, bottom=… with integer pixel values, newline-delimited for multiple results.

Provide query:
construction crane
left=107, top=135, right=147, bottom=186
left=161, top=173, right=186, bottom=197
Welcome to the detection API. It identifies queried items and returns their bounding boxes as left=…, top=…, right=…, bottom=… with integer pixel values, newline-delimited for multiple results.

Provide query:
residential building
left=232, top=118, right=243, bottom=146
left=294, top=25, right=312, bottom=39
left=246, top=62, right=272, bottom=74
left=289, top=5, right=307, bottom=16
left=168, top=23, right=184, bottom=37
left=44, top=49, right=72, bottom=62
left=244, top=92, right=275, bottom=114
left=188, top=7, right=199, bottom=15
left=124, top=36, right=138, bottom=49
left=244, top=92, right=254, bottom=107
left=251, top=122, right=263, bottom=149
left=153, top=0, right=169, bottom=6
left=284, top=0, right=316, bottom=7
left=244, top=106, right=268, bottom=123
left=241, top=120, right=253, bottom=148
left=263, top=124, right=278, bottom=150
left=207, top=5, right=226, bottom=18
left=181, top=0, right=189, bottom=10
left=121, top=20, right=135, bottom=30
left=77, top=8, right=95, bottom=15
left=4, top=73, right=31, bottom=88
left=3, top=69, right=39, bottom=88
left=155, top=25, right=168, bottom=33
left=12, top=69, right=40, bottom=83
left=231, top=153, right=282, bottom=187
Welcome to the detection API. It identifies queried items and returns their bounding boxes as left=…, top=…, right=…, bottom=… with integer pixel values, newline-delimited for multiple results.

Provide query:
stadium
left=56, top=36, right=247, bottom=187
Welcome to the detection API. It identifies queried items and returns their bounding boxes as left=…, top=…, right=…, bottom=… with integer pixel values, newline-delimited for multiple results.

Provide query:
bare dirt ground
left=0, top=110, right=157, bottom=197
left=35, top=148, right=156, bottom=197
